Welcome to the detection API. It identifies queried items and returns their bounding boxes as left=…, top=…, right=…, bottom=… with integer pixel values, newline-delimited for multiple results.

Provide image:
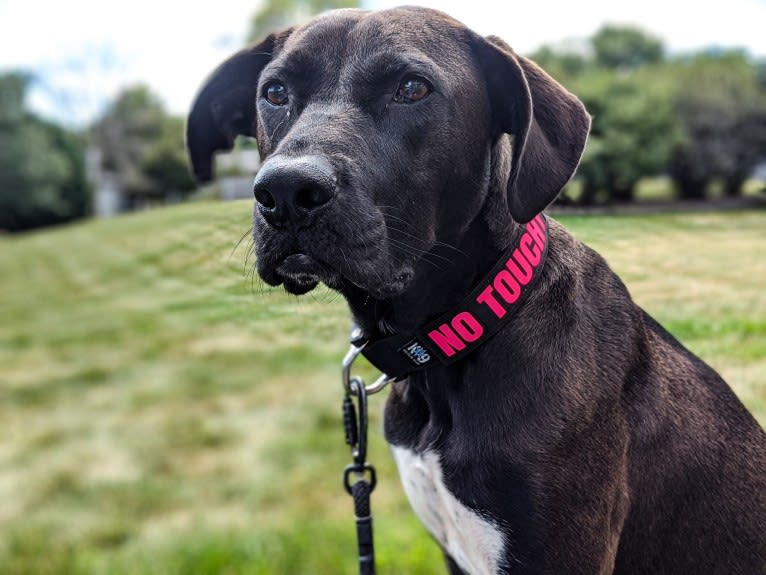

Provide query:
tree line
left=0, top=73, right=91, bottom=232
left=0, top=76, right=196, bottom=232
left=1, top=20, right=764, bottom=232
left=532, top=26, right=766, bottom=205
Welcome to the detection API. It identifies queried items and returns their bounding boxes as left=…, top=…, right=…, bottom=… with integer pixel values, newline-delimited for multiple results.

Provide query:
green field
left=1, top=201, right=764, bottom=574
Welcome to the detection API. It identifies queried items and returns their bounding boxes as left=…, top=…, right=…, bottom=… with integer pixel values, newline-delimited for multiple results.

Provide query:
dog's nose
left=253, top=155, right=336, bottom=228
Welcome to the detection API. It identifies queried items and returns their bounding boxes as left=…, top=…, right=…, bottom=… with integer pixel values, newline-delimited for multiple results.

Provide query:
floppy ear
left=476, top=35, right=591, bottom=223
left=186, top=29, right=292, bottom=182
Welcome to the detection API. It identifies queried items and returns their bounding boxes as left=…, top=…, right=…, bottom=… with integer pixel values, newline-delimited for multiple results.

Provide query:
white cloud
left=1, top=0, right=764, bottom=125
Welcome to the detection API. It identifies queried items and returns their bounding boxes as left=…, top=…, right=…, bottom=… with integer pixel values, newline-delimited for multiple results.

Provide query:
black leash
left=341, top=336, right=392, bottom=575
left=343, top=378, right=377, bottom=575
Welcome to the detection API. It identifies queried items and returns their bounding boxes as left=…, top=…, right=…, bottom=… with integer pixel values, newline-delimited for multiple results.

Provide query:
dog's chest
left=391, top=445, right=506, bottom=574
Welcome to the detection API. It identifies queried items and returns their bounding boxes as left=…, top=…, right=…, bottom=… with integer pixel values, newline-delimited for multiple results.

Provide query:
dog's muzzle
left=253, top=155, right=337, bottom=230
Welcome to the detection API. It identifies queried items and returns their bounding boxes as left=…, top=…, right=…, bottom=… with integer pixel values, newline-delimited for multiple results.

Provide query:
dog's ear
left=186, top=29, right=292, bottom=182
left=476, top=35, right=591, bottom=223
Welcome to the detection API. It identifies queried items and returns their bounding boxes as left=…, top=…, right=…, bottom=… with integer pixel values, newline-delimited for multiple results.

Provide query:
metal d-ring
left=364, top=373, right=394, bottom=395
left=342, top=343, right=364, bottom=395
left=342, top=342, right=394, bottom=396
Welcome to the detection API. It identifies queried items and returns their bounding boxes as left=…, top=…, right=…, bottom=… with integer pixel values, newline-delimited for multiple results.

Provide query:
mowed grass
left=0, top=201, right=764, bottom=574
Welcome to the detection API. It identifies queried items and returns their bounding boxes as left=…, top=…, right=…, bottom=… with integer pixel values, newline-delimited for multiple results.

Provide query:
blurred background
left=1, top=1, right=765, bottom=573
left=2, top=0, right=766, bottom=225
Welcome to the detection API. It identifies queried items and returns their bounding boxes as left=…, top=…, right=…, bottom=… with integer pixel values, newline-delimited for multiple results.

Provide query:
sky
left=1, top=0, right=765, bottom=126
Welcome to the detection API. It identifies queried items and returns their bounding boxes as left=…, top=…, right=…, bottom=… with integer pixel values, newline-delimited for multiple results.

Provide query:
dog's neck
left=343, top=189, right=520, bottom=341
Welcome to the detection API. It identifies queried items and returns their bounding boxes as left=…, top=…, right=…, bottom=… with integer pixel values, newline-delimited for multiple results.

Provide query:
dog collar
left=353, top=214, right=549, bottom=380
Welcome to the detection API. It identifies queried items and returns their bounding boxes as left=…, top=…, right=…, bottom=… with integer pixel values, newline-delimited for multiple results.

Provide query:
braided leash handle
left=352, top=479, right=375, bottom=575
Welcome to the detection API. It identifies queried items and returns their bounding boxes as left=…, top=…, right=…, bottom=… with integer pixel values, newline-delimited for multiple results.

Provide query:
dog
left=186, top=7, right=766, bottom=574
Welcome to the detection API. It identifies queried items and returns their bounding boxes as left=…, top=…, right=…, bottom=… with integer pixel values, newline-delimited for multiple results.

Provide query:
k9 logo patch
left=402, top=339, right=432, bottom=366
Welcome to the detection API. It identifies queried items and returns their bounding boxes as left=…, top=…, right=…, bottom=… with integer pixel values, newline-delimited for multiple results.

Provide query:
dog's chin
left=263, top=251, right=415, bottom=300
left=282, top=276, right=320, bottom=295
left=274, top=253, right=325, bottom=295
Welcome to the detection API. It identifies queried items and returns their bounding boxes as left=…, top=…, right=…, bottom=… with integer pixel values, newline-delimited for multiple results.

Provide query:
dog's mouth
left=273, top=252, right=330, bottom=295
left=254, top=210, right=421, bottom=299
left=261, top=246, right=416, bottom=299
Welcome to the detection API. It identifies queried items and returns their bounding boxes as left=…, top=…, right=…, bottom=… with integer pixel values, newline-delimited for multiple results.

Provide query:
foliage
left=0, top=73, right=90, bottom=232
left=539, top=26, right=766, bottom=205
left=93, top=85, right=195, bottom=206
left=540, top=27, right=679, bottom=204
left=0, top=201, right=763, bottom=573
left=141, top=116, right=198, bottom=199
left=528, top=45, right=591, bottom=79
left=591, top=25, right=663, bottom=70
left=573, top=66, right=680, bottom=204
left=247, top=0, right=359, bottom=42
left=667, top=52, right=766, bottom=199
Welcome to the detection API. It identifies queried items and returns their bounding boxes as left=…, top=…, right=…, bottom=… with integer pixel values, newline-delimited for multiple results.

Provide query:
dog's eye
left=264, top=82, right=289, bottom=106
left=393, top=77, right=431, bottom=104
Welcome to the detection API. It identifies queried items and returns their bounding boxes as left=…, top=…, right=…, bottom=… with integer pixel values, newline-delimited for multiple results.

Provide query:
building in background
left=88, top=146, right=261, bottom=217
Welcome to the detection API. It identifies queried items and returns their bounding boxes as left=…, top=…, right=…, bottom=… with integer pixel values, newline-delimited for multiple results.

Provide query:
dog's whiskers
left=244, top=243, right=256, bottom=270
left=386, top=238, right=447, bottom=271
left=339, top=214, right=390, bottom=288
left=385, top=229, right=455, bottom=267
left=378, top=206, right=471, bottom=259
left=230, top=226, right=255, bottom=260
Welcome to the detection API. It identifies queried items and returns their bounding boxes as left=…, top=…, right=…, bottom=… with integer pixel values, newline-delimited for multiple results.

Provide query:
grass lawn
left=1, top=201, right=764, bottom=574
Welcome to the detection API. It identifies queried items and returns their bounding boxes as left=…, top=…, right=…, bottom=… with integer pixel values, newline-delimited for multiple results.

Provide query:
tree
left=529, top=28, right=677, bottom=205
left=0, top=73, right=90, bottom=232
left=573, top=67, right=680, bottom=204
left=592, top=25, right=663, bottom=70
left=668, top=52, right=766, bottom=199
left=247, top=0, right=359, bottom=42
left=527, top=45, right=591, bottom=81
left=537, top=27, right=766, bottom=205
left=142, top=116, right=198, bottom=200
left=534, top=28, right=675, bottom=205
left=93, top=85, right=195, bottom=207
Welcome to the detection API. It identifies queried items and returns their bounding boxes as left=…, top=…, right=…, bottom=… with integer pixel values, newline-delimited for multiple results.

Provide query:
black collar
left=353, top=214, right=549, bottom=379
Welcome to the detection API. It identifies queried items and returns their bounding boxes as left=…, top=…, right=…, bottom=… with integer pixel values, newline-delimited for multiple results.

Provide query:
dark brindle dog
left=187, top=7, right=766, bottom=574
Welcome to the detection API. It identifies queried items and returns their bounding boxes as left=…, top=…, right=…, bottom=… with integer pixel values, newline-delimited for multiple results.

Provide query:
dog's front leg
left=459, top=409, right=631, bottom=575
left=518, top=419, right=631, bottom=575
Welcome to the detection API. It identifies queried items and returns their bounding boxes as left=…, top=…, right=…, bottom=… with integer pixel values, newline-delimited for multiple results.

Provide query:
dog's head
left=187, top=7, right=589, bottom=306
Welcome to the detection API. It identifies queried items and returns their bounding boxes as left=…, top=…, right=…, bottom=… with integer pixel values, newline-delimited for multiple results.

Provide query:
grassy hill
left=1, top=201, right=764, bottom=574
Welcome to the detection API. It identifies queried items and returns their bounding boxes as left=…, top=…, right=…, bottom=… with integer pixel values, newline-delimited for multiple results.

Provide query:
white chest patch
left=391, top=446, right=506, bottom=574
